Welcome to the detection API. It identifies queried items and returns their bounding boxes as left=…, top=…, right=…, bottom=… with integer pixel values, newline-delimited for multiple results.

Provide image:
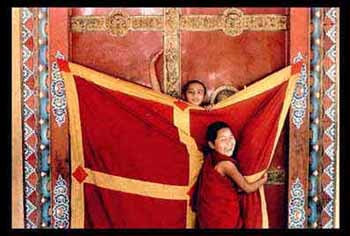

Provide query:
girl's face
left=185, top=82, right=205, bottom=106
left=209, top=127, right=236, bottom=156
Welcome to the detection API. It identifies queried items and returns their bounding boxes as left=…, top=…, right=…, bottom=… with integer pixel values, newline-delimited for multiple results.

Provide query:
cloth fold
left=57, top=59, right=300, bottom=228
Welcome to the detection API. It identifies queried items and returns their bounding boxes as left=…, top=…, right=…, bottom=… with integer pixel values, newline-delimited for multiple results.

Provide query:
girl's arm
left=215, top=160, right=267, bottom=193
left=149, top=50, right=163, bottom=92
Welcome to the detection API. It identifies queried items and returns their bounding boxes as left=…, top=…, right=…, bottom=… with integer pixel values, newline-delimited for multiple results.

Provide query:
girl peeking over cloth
left=149, top=50, right=212, bottom=110
left=192, top=121, right=267, bottom=228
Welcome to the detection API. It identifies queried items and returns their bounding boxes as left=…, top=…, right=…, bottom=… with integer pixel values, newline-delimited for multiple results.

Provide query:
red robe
left=195, top=151, right=243, bottom=229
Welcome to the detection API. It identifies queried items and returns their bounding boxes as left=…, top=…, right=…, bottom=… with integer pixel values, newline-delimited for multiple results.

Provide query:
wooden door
left=52, top=7, right=290, bottom=228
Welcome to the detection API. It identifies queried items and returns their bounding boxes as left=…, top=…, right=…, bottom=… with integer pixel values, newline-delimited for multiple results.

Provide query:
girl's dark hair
left=204, top=121, right=239, bottom=157
left=181, top=80, right=207, bottom=97
left=206, top=121, right=230, bottom=143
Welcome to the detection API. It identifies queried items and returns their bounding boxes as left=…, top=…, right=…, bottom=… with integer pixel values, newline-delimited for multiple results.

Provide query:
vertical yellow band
left=173, top=106, right=204, bottom=228
left=61, top=71, right=85, bottom=228
left=259, top=187, right=269, bottom=228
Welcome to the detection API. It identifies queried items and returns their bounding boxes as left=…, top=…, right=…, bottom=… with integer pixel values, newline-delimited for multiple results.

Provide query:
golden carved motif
left=222, top=8, right=244, bottom=37
left=71, top=15, right=105, bottom=33
left=163, top=10, right=180, bottom=97
left=179, top=9, right=286, bottom=36
left=210, top=85, right=239, bottom=104
left=71, top=8, right=287, bottom=37
left=180, top=15, right=222, bottom=31
left=105, top=10, right=130, bottom=37
left=222, top=8, right=287, bottom=37
left=164, top=8, right=179, bottom=34
left=71, top=14, right=164, bottom=34
left=163, top=8, right=181, bottom=96
left=131, top=16, right=163, bottom=31
left=267, top=168, right=286, bottom=185
left=243, top=15, right=288, bottom=31
left=164, top=35, right=181, bottom=97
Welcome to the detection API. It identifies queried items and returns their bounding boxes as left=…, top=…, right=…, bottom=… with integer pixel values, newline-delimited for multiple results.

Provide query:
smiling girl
left=149, top=50, right=211, bottom=109
left=194, top=121, right=267, bottom=228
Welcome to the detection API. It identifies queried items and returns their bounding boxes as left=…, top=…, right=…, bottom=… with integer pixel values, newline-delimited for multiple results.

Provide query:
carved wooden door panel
left=62, top=7, right=289, bottom=228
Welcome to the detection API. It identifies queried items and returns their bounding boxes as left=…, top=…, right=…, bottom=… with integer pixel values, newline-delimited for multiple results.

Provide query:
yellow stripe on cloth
left=173, top=106, right=204, bottom=228
left=173, top=105, right=204, bottom=191
left=68, top=62, right=180, bottom=107
left=61, top=70, right=86, bottom=228
left=243, top=73, right=299, bottom=184
left=213, top=65, right=294, bottom=110
left=259, top=186, right=269, bottom=228
left=243, top=72, right=299, bottom=228
left=83, top=168, right=188, bottom=200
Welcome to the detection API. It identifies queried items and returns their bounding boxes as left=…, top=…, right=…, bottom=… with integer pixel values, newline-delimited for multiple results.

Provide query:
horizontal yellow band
left=67, top=63, right=182, bottom=107
left=214, top=65, right=293, bottom=109
left=84, top=168, right=189, bottom=200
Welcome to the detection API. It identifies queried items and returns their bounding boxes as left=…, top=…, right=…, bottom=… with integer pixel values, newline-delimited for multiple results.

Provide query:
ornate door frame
left=12, top=7, right=340, bottom=229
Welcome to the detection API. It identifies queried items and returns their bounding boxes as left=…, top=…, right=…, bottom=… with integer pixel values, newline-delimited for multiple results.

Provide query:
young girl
left=149, top=50, right=211, bottom=108
left=194, top=121, right=267, bottom=228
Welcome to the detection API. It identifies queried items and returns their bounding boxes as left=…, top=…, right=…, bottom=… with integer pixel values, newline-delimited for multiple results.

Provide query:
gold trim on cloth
left=61, top=69, right=86, bottom=228
left=255, top=72, right=298, bottom=228
left=268, top=72, right=298, bottom=170
left=259, top=186, right=269, bottom=228
left=213, top=65, right=295, bottom=109
left=12, top=8, right=24, bottom=228
left=173, top=106, right=204, bottom=227
left=62, top=60, right=298, bottom=228
left=83, top=168, right=188, bottom=200
left=243, top=72, right=298, bottom=228
left=69, top=62, right=182, bottom=107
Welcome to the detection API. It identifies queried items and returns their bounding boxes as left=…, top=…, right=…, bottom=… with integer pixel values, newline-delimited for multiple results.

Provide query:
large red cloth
left=75, top=76, right=189, bottom=228
left=195, top=151, right=243, bottom=228
left=57, top=59, right=298, bottom=228
left=189, top=82, right=289, bottom=228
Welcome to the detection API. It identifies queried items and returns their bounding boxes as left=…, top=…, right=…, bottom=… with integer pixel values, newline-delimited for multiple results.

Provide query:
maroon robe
left=195, top=151, right=243, bottom=228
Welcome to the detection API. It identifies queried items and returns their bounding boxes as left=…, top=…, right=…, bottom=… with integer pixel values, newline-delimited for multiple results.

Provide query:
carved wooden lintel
left=70, top=8, right=287, bottom=97
left=71, top=8, right=287, bottom=37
